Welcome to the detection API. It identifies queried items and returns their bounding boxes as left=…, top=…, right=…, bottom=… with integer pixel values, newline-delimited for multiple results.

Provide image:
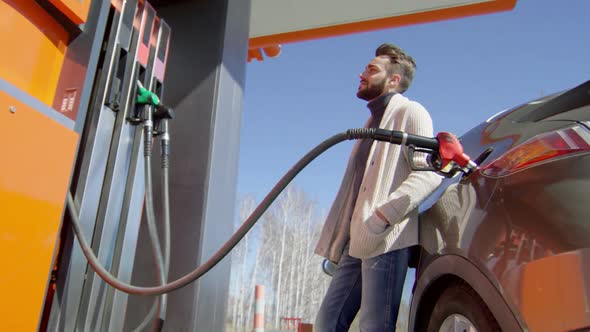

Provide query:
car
left=411, top=79, right=590, bottom=332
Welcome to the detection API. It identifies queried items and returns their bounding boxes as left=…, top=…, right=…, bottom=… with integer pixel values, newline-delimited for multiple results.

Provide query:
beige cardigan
left=315, top=93, right=442, bottom=261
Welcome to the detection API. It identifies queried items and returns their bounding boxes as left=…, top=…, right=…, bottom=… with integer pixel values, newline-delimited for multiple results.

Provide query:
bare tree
left=226, top=186, right=332, bottom=331
left=227, top=195, right=258, bottom=331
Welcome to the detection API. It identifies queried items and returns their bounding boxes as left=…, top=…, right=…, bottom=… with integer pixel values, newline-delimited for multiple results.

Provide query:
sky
left=237, top=0, right=590, bottom=211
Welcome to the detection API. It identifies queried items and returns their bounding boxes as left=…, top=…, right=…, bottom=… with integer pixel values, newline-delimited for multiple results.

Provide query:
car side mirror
left=322, top=259, right=338, bottom=277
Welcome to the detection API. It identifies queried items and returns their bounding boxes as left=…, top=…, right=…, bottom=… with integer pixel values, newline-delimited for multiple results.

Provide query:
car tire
left=426, top=282, right=501, bottom=332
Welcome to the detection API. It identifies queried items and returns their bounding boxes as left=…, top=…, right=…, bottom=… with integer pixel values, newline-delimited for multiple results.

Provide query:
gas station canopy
left=248, top=0, right=516, bottom=60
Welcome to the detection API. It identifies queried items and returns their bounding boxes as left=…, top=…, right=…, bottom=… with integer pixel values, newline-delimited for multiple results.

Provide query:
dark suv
left=411, top=80, right=590, bottom=332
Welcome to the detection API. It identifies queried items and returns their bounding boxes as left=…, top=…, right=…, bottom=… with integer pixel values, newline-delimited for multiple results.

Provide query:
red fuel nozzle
left=437, top=132, right=477, bottom=171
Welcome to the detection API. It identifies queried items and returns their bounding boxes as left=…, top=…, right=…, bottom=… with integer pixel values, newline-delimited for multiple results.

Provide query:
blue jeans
left=315, top=246, right=409, bottom=332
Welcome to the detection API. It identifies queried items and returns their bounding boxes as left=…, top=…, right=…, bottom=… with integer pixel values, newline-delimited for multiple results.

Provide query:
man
left=314, top=43, right=442, bottom=331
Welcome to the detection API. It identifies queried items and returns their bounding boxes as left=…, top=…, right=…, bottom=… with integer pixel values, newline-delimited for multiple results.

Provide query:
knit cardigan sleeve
left=375, top=101, right=443, bottom=226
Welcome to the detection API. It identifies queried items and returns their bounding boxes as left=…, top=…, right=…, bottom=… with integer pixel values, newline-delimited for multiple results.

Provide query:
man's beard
left=356, top=78, right=387, bottom=101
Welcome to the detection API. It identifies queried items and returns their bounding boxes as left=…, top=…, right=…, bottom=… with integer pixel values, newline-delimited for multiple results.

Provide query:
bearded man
left=314, top=43, right=442, bottom=332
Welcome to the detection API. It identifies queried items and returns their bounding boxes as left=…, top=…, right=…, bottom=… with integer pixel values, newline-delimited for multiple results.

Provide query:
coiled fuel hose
left=67, top=128, right=439, bottom=296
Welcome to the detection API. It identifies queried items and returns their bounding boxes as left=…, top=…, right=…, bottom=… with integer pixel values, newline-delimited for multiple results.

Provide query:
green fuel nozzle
left=136, top=81, right=174, bottom=119
left=136, top=84, right=160, bottom=106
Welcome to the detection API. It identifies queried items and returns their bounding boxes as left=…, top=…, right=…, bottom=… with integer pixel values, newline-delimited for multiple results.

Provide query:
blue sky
left=237, top=0, right=590, bottom=210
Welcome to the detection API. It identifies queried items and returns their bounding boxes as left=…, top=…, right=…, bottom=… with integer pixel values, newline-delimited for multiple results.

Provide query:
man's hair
left=375, top=43, right=416, bottom=93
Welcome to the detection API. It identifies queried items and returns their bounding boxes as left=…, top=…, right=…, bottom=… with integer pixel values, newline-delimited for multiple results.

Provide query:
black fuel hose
left=67, top=128, right=438, bottom=296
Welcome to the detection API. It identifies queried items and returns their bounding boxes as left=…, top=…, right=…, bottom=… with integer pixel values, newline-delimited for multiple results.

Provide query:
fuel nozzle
left=154, top=106, right=174, bottom=168
left=134, top=80, right=174, bottom=131
left=153, top=103, right=175, bottom=137
left=136, top=82, right=160, bottom=107
left=422, top=132, right=477, bottom=177
left=128, top=81, right=159, bottom=124
left=136, top=82, right=173, bottom=114
left=436, top=132, right=477, bottom=171
left=153, top=104, right=175, bottom=121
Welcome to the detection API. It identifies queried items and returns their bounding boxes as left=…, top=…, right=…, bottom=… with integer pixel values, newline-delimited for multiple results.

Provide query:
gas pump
left=46, top=1, right=172, bottom=330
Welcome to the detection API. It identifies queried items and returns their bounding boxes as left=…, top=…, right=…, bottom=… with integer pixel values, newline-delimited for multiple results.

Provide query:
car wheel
left=427, top=282, right=501, bottom=332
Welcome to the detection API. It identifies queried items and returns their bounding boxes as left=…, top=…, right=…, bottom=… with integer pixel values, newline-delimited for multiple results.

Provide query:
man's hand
left=374, top=209, right=389, bottom=227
